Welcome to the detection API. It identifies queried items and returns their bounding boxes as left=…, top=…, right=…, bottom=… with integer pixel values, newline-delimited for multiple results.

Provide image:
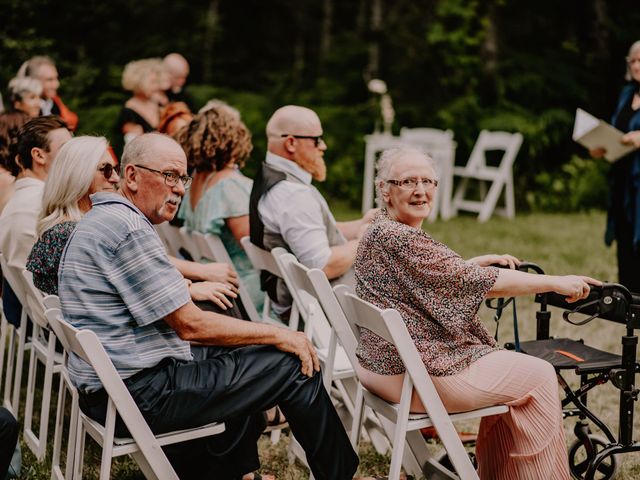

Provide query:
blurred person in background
left=176, top=106, right=264, bottom=314
left=17, top=56, right=78, bottom=131
left=0, top=111, right=30, bottom=213
left=591, top=40, right=640, bottom=293
left=7, top=77, right=43, bottom=118
left=158, top=101, right=193, bottom=136
left=118, top=58, right=165, bottom=144
left=163, top=53, right=192, bottom=107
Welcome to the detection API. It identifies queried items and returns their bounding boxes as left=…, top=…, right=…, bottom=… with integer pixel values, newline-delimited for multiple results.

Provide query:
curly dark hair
left=174, top=106, right=252, bottom=173
left=0, top=111, right=31, bottom=175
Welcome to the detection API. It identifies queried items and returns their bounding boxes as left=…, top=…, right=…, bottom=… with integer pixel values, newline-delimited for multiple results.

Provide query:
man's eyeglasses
left=98, top=163, right=120, bottom=180
left=133, top=164, right=193, bottom=189
left=280, top=134, right=324, bottom=147
left=386, top=177, right=439, bottom=190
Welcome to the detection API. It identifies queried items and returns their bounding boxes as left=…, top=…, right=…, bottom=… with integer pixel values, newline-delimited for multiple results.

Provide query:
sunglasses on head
left=98, top=163, right=120, bottom=180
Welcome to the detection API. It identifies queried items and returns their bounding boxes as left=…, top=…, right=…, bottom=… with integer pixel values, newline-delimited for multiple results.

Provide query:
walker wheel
left=568, top=435, right=617, bottom=480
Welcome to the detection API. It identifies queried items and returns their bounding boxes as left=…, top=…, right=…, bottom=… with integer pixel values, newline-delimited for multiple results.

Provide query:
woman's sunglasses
left=98, top=163, right=120, bottom=180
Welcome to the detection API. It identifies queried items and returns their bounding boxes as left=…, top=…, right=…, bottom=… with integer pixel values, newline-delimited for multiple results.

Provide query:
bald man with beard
left=249, top=105, right=376, bottom=314
left=163, top=53, right=192, bottom=107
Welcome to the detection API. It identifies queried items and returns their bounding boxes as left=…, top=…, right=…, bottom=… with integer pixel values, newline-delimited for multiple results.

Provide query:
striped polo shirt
left=59, top=192, right=192, bottom=393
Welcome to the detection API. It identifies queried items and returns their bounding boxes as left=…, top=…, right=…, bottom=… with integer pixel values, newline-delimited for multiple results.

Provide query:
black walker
left=490, top=263, right=640, bottom=480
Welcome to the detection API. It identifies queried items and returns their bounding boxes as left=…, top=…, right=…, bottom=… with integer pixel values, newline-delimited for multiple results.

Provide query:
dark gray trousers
left=80, top=345, right=358, bottom=480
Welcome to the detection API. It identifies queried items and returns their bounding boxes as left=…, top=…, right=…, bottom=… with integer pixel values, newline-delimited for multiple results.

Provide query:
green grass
left=13, top=210, right=640, bottom=479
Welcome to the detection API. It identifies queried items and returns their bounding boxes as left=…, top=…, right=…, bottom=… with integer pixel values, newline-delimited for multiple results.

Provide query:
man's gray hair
left=121, top=132, right=175, bottom=170
left=374, top=146, right=438, bottom=206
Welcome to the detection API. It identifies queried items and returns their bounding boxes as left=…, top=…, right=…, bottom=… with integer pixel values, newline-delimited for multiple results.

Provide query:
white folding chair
left=335, top=285, right=509, bottom=480
left=45, top=308, right=226, bottom=480
left=272, top=249, right=355, bottom=393
left=240, top=236, right=298, bottom=329
left=451, top=130, right=523, bottom=222
left=177, top=226, right=202, bottom=262
left=20, top=270, right=64, bottom=461
left=0, top=253, right=32, bottom=417
left=44, top=304, right=80, bottom=480
left=154, top=222, right=182, bottom=258
left=190, top=231, right=261, bottom=322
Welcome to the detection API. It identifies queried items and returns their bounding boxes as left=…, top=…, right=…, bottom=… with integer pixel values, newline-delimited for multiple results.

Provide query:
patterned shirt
left=354, top=209, right=500, bottom=377
left=26, top=221, right=77, bottom=295
left=59, top=192, right=192, bottom=393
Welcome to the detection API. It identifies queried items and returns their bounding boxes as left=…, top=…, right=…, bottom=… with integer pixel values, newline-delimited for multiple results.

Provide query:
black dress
left=116, top=107, right=155, bottom=134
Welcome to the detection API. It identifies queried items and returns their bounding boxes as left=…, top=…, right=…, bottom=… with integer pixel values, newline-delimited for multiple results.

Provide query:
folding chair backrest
left=307, top=274, right=359, bottom=367
left=334, top=286, right=480, bottom=479
left=192, top=231, right=261, bottom=322
left=46, top=309, right=180, bottom=478
left=178, top=227, right=201, bottom=262
left=273, top=249, right=333, bottom=348
left=399, top=127, right=454, bottom=146
left=21, top=269, right=48, bottom=329
left=44, top=308, right=72, bottom=354
left=154, top=222, right=181, bottom=257
left=465, top=130, right=523, bottom=173
left=240, top=236, right=281, bottom=277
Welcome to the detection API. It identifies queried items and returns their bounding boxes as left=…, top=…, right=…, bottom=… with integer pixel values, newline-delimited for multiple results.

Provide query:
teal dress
left=178, top=172, right=264, bottom=313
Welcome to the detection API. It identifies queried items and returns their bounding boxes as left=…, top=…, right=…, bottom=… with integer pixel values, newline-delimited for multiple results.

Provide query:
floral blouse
left=354, top=209, right=500, bottom=377
left=26, top=221, right=77, bottom=295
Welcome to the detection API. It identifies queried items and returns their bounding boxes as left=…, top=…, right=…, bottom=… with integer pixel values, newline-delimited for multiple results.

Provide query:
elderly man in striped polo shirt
left=58, top=133, right=358, bottom=480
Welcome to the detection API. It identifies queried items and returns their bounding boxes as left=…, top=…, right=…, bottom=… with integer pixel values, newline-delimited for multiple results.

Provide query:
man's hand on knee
left=273, top=330, right=320, bottom=377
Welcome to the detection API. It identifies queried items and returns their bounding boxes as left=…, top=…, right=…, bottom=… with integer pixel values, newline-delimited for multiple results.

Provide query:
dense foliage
left=2, top=0, right=639, bottom=211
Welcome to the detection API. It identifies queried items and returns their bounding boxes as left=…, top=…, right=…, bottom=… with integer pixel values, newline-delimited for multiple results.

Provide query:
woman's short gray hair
left=8, top=77, right=43, bottom=103
left=625, top=41, right=640, bottom=81
left=374, top=146, right=437, bottom=207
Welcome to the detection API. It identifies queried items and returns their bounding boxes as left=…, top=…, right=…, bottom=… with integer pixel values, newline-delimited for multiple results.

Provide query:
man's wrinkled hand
left=274, top=330, right=320, bottom=378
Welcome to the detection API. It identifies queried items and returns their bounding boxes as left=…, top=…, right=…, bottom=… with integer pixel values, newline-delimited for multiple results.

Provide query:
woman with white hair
left=590, top=40, right=640, bottom=292
left=354, top=146, right=601, bottom=479
left=26, top=136, right=120, bottom=294
left=7, top=77, right=43, bottom=118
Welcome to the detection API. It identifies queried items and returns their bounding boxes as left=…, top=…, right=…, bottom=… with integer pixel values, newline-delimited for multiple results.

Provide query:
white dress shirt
left=258, top=152, right=339, bottom=270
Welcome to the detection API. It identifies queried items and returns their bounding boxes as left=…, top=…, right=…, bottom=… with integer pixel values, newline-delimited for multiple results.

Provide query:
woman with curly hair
left=175, top=105, right=264, bottom=313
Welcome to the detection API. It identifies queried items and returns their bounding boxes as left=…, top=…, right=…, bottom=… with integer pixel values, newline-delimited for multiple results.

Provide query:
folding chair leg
left=505, top=174, right=515, bottom=218
left=261, top=295, right=271, bottom=322
left=388, top=376, right=412, bottom=480
left=349, top=384, right=365, bottom=450
left=11, top=308, right=29, bottom=418
left=99, top=402, right=117, bottom=480
left=73, top=421, right=86, bottom=480
left=478, top=179, right=506, bottom=223
left=51, top=375, right=67, bottom=479
left=0, top=315, right=7, bottom=389
left=131, top=450, right=160, bottom=480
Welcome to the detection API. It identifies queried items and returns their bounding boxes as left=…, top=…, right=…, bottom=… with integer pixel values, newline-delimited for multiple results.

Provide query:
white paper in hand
left=573, top=108, right=637, bottom=162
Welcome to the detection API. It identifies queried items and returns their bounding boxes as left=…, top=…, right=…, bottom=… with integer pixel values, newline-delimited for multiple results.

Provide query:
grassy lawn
left=14, top=210, right=640, bottom=479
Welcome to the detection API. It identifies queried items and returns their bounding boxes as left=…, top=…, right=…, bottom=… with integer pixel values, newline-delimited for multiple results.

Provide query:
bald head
left=266, top=105, right=322, bottom=139
left=163, top=53, right=190, bottom=91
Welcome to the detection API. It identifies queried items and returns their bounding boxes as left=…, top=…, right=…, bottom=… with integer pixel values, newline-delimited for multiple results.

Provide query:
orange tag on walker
left=554, top=350, right=584, bottom=362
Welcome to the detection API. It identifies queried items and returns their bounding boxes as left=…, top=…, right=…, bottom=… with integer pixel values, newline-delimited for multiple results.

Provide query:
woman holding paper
left=591, top=40, right=640, bottom=292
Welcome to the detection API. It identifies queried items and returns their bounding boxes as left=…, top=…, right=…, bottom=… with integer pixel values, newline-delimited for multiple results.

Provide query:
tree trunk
left=366, top=0, right=383, bottom=80
left=202, top=0, right=220, bottom=84
left=320, top=0, right=333, bottom=62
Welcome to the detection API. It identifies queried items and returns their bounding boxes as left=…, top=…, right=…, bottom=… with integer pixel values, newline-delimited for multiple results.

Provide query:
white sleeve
left=259, top=183, right=332, bottom=269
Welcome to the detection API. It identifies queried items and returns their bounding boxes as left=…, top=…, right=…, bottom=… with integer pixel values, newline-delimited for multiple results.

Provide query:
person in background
left=117, top=58, right=164, bottom=145
left=7, top=77, right=43, bottom=118
left=176, top=106, right=264, bottom=313
left=158, top=101, right=193, bottom=136
left=591, top=40, right=640, bottom=293
left=0, top=111, right=30, bottom=213
left=17, top=56, right=78, bottom=131
left=163, top=53, right=192, bottom=107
